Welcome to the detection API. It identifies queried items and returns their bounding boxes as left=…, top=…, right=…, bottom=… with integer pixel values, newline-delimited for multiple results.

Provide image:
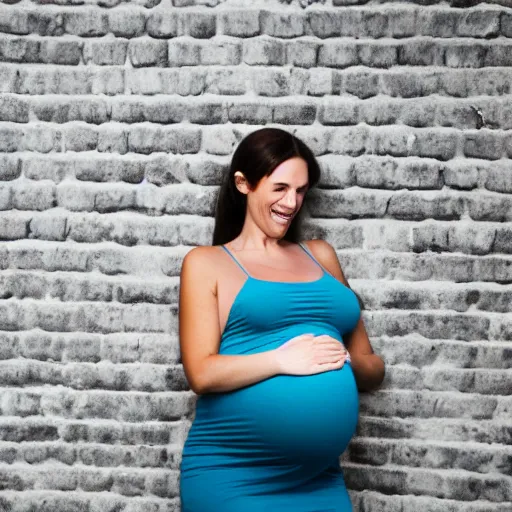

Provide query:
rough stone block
left=146, top=12, right=178, bottom=38
left=144, top=99, right=187, bottom=124
left=387, top=191, right=465, bottom=221
left=39, top=39, right=83, bottom=65
left=33, top=97, right=109, bottom=124
left=24, top=124, right=61, bottom=153
left=260, top=11, right=305, bottom=38
left=12, top=180, right=55, bottom=211
left=183, top=11, right=216, bottom=39
left=83, top=40, right=127, bottom=65
left=318, top=41, right=358, bottom=68
left=0, top=154, right=20, bottom=181
left=309, top=188, right=390, bottom=219
left=274, top=101, right=316, bottom=125
left=29, top=211, right=67, bottom=241
left=398, top=40, right=444, bottom=66
left=187, top=101, right=224, bottom=124
left=0, top=65, right=17, bottom=93
left=319, top=98, right=358, bottom=125
left=0, top=124, right=24, bottom=152
left=485, top=161, right=512, bottom=193
left=0, top=184, right=11, bottom=210
left=243, top=36, right=286, bottom=65
left=457, top=9, right=500, bottom=37
left=129, top=39, right=168, bottom=67
left=417, top=9, right=458, bottom=37
left=411, top=129, right=459, bottom=161
left=342, top=69, right=380, bottom=99
left=448, top=224, right=497, bottom=255
left=358, top=98, right=400, bottom=125
left=0, top=212, right=31, bottom=240
left=57, top=182, right=96, bottom=212
left=0, top=37, right=40, bottom=63
left=445, top=42, right=488, bottom=68
left=371, top=126, right=413, bottom=157
left=287, top=40, right=318, bottom=68
left=387, top=7, right=417, bottom=38
left=0, top=6, right=29, bottom=35
left=0, top=94, right=29, bottom=122
left=200, top=38, right=242, bottom=66
left=97, top=124, right=128, bottom=154
left=219, top=10, right=260, bottom=37
left=168, top=39, right=201, bottom=66
left=227, top=100, right=272, bottom=124
left=252, top=68, right=290, bottom=96
left=484, top=44, right=512, bottom=67
left=109, top=8, right=146, bottom=38
left=92, top=68, right=124, bottom=96
left=329, top=126, right=369, bottom=156
left=63, top=125, right=98, bottom=152
left=75, top=156, right=145, bottom=184
left=358, top=42, right=397, bottom=68
left=307, top=11, right=343, bottom=38
left=360, top=10, right=389, bottom=38
left=464, top=130, right=504, bottom=160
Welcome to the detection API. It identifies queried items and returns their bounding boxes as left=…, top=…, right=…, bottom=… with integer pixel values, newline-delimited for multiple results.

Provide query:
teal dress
left=180, top=243, right=361, bottom=511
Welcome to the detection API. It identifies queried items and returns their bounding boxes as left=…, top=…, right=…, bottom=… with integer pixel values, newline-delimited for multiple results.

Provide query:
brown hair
left=212, top=128, right=321, bottom=245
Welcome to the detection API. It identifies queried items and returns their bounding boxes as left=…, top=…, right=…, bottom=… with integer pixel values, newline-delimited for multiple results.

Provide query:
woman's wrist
left=268, top=348, right=283, bottom=376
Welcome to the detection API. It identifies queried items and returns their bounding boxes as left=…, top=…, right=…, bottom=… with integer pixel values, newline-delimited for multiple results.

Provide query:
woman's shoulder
left=180, top=245, right=225, bottom=281
left=301, top=239, right=337, bottom=260
left=302, top=239, right=348, bottom=285
left=182, top=244, right=227, bottom=265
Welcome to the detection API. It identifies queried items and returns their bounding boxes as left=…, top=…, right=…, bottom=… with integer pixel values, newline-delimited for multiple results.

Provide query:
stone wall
left=0, top=0, right=511, bottom=510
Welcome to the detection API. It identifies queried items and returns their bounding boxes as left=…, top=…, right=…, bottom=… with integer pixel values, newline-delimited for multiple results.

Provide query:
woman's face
left=244, top=157, right=309, bottom=238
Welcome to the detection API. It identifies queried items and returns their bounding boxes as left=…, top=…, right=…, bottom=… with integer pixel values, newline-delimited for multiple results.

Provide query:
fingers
left=313, top=357, right=347, bottom=373
left=313, top=334, right=342, bottom=346
left=313, top=336, right=347, bottom=353
left=318, top=347, right=350, bottom=364
left=295, top=333, right=315, bottom=340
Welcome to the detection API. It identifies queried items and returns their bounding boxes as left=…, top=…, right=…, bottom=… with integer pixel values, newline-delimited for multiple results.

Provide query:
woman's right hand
left=273, top=333, right=349, bottom=376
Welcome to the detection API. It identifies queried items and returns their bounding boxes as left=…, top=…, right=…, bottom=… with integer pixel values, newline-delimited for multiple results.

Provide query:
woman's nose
left=284, top=193, right=297, bottom=209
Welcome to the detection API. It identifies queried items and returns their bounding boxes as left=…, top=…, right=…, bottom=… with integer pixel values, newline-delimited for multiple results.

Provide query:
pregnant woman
left=179, top=127, right=385, bottom=511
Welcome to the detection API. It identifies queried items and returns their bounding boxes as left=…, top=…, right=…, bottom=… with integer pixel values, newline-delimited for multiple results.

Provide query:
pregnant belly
left=189, top=362, right=359, bottom=464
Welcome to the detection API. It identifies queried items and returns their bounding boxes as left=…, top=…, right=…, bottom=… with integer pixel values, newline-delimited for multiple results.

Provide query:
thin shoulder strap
left=221, top=245, right=250, bottom=277
left=298, top=242, right=325, bottom=272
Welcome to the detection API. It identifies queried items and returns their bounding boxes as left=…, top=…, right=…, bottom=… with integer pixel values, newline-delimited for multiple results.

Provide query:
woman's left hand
left=312, top=335, right=351, bottom=365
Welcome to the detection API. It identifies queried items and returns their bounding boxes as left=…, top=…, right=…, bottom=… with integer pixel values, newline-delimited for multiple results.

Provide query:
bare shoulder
left=302, top=239, right=349, bottom=286
left=302, top=239, right=337, bottom=260
left=180, top=245, right=224, bottom=289
left=181, top=245, right=219, bottom=268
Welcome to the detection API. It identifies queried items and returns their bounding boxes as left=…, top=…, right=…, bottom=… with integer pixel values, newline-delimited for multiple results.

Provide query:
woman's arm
left=304, top=239, right=385, bottom=392
left=179, top=246, right=281, bottom=395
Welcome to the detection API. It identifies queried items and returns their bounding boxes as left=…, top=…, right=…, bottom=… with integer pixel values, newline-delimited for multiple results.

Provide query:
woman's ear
left=234, top=171, right=251, bottom=195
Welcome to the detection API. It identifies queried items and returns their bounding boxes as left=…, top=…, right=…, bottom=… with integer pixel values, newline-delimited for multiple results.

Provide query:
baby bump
left=248, top=363, right=359, bottom=461
left=194, top=362, right=359, bottom=463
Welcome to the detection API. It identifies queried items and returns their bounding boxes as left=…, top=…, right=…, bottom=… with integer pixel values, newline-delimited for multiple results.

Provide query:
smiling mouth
left=271, top=209, right=294, bottom=224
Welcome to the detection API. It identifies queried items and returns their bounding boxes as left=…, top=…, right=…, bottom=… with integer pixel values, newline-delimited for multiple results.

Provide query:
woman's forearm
left=350, top=353, right=385, bottom=392
left=195, top=351, right=281, bottom=395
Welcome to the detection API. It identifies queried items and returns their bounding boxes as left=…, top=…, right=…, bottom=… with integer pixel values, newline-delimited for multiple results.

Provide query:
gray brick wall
left=1, top=0, right=512, bottom=510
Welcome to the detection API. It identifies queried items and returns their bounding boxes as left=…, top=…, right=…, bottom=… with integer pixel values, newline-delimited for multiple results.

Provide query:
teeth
left=272, top=210, right=292, bottom=218
left=271, top=209, right=293, bottom=225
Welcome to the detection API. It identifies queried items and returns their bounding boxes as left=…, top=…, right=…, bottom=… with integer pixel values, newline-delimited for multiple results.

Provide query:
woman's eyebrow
left=272, top=182, right=309, bottom=188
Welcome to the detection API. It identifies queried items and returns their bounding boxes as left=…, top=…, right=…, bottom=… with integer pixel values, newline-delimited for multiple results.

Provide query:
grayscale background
left=0, top=0, right=511, bottom=510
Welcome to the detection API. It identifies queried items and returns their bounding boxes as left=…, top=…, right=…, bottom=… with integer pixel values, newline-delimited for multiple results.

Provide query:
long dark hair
left=212, top=128, right=321, bottom=246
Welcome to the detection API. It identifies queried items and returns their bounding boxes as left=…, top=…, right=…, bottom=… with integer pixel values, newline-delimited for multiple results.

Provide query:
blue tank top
left=181, top=242, right=362, bottom=485
left=218, top=242, right=361, bottom=355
